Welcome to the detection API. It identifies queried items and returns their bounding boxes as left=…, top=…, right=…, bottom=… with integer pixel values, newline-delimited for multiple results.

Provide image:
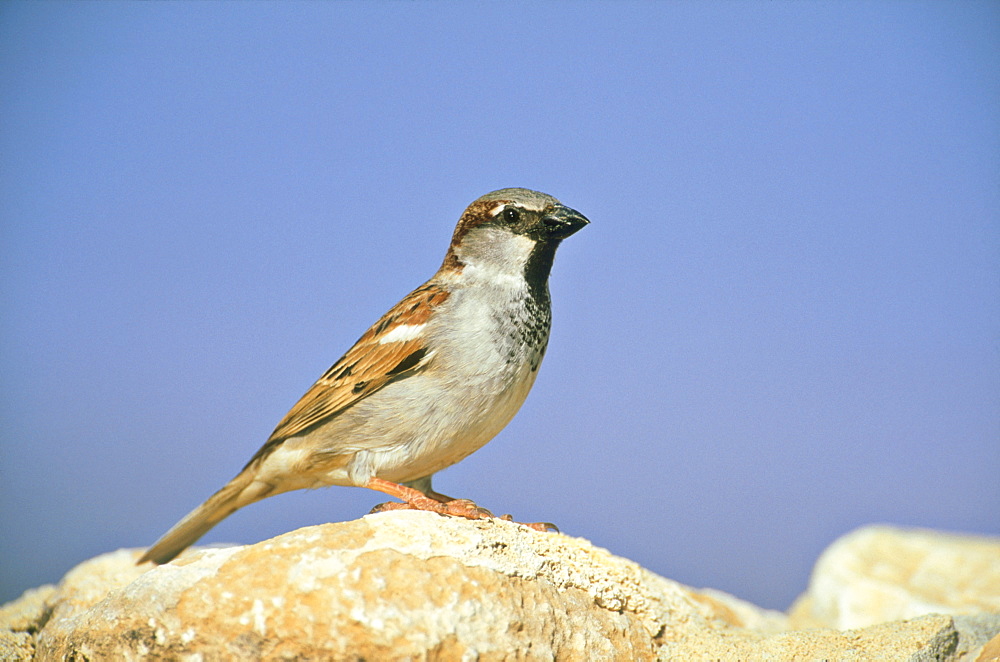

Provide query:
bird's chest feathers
left=434, top=276, right=551, bottom=389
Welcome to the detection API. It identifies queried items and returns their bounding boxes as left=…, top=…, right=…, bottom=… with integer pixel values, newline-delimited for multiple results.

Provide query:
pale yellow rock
left=33, top=512, right=755, bottom=660
left=41, top=548, right=151, bottom=627
left=790, top=525, right=1000, bottom=631
left=4, top=516, right=998, bottom=660
left=666, top=613, right=968, bottom=661
left=0, top=584, right=56, bottom=662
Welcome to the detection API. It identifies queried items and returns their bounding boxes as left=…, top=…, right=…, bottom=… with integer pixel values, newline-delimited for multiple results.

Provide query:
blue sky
left=1, top=2, right=997, bottom=610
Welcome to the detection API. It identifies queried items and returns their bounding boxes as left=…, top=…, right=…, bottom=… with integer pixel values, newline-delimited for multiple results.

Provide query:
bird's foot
left=369, top=496, right=493, bottom=520
left=364, top=478, right=557, bottom=531
left=438, top=498, right=495, bottom=519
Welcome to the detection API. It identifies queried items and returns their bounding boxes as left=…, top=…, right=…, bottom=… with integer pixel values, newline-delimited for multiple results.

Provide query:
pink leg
left=365, top=477, right=558, bottom=532
left=365, top=477, right=493, bottom=520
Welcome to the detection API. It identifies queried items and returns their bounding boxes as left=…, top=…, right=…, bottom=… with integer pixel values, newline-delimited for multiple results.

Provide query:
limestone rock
left=0, top=584, right=55, bottom=661
left=32, top=512, right=763, bottom=660
left=3, top=516, right=999, bottom=660
left=790, top=525, right=1000, bottom=631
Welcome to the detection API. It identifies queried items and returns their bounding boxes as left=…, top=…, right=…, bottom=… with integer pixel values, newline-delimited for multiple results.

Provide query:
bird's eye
left=502, top=206, right=521, bottom=224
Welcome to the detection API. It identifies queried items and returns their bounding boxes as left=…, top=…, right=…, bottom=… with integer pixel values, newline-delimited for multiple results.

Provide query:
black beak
left=542, top=205, right=590, bottom=239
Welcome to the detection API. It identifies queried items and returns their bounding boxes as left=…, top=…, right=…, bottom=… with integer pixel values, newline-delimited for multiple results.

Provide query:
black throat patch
left=522, top=239, right=559, bottom=309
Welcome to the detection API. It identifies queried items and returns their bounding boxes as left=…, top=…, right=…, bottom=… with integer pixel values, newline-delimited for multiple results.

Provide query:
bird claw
left=368, top=489, right=556, bottom=533
left=500, top=514, right=558, bottom=533
left=369, top=501, right=411, bottom=514
left=369, top=497, right=493, bottom=520
left=440, top=498, right=495, bottom=519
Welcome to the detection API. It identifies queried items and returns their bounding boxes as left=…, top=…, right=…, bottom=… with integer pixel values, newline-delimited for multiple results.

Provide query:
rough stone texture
left=33, top=513, right=733, bottom=660
left=790, top=525, right=1000, bottom=631
left=2, top=516, right=998, bottom=660
left=0, top=585, right=55, bottom=661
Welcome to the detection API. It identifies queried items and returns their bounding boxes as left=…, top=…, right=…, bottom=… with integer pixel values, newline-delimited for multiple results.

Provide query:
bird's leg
left=365, top=477, right=493, bottom=519
left=422, top=487, right=456, bottom=503
left=365, top=477, right=559, bottom=532
left=408, top=476, right=456, bottom=503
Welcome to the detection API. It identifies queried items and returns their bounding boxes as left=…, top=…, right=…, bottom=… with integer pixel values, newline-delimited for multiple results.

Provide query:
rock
left=32, top=512, right=768, bottom=660
left=3, top=516, right=999, bottom=660
left=0, top=584, right=55, bottom=661
left=790, top=525, right=1000, bottom=631
left=978, top=632, right=1000, bottom=662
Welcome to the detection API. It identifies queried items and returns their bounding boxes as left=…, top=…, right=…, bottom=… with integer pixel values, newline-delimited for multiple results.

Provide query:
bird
left=137, top=188, right=589, bottom=564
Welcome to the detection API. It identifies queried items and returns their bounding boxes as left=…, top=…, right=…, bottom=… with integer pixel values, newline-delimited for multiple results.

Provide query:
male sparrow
left=139, top=188, right=588, bottom=564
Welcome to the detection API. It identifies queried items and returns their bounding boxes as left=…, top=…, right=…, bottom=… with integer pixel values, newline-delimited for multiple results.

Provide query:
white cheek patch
left=378, top=323, right=425, bottom=344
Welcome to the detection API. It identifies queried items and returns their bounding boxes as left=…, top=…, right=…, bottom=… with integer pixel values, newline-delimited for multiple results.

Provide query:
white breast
left=267, top=230, right=552, bottom=489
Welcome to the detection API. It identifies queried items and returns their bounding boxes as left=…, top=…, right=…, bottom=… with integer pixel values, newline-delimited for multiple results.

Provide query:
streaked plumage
left=139, top=188, right=588, bottom=564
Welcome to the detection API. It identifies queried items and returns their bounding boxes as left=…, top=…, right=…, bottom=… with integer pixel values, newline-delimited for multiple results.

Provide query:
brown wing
left=242, top=282, right=450, bottom=470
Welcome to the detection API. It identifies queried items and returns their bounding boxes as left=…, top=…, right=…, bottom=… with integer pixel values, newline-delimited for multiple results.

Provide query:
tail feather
left=138, top=472, right=258, bottom=565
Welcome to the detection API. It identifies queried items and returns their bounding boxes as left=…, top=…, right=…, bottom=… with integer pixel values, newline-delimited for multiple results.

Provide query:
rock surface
left=790, top=525, right=1000, bottom=630
left=2, top=515, right=998, bottom=660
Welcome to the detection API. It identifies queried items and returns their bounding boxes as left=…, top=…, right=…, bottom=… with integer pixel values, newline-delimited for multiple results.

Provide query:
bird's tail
left=137, top=470, right=262, bottom=565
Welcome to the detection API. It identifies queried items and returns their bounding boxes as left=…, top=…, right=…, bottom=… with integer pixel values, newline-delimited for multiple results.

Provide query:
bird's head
left=443, top=188, right=589, bottom=283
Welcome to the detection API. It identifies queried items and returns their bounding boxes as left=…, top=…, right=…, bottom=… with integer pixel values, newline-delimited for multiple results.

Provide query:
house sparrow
left=138, top=188, right=588, bottom=564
